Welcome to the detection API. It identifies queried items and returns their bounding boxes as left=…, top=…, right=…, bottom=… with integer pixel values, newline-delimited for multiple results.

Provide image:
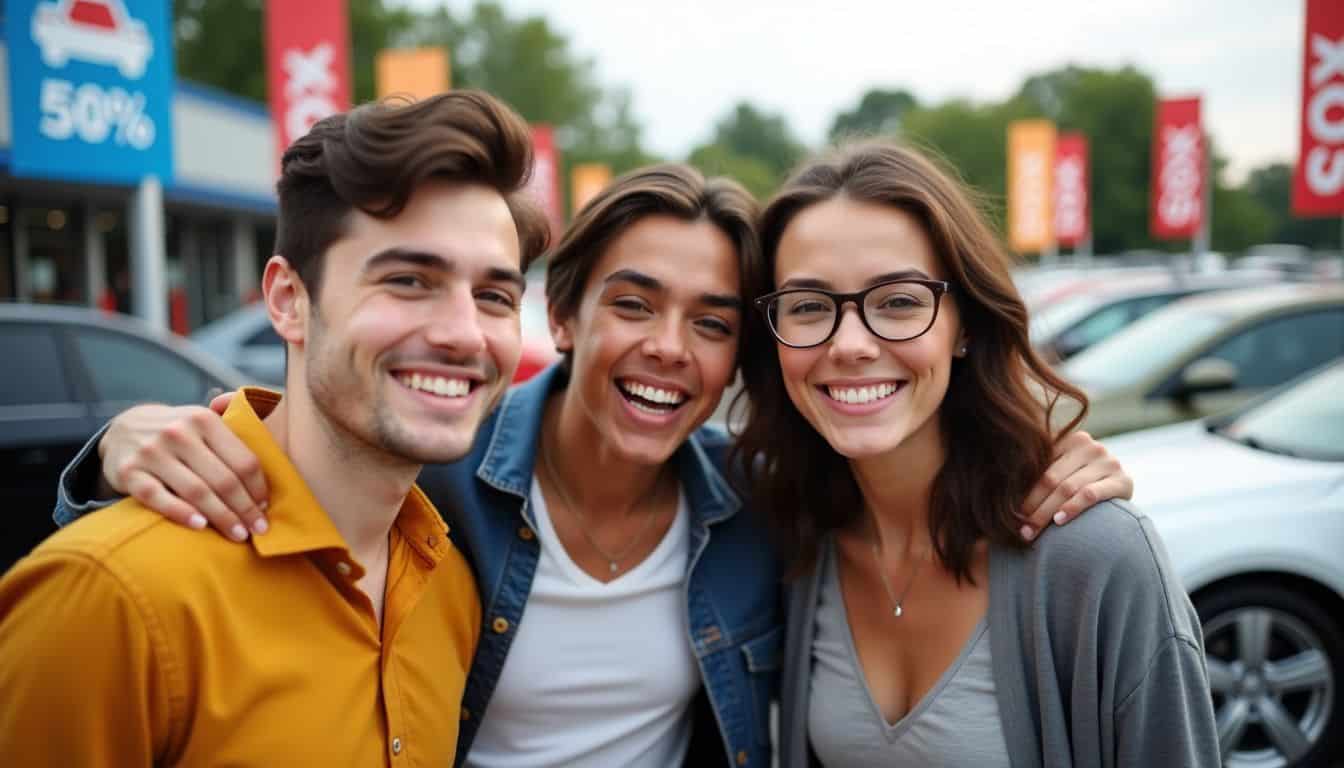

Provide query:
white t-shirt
left=465, top=477, right=700, bottom=768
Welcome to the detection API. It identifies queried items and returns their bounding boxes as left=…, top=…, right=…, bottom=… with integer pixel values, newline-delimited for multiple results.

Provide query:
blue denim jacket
left=54, top=364, right=783, bottom=767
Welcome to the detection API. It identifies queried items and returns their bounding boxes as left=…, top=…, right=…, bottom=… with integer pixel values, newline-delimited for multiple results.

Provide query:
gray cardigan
left=779, top=500, right=1221, bottom=768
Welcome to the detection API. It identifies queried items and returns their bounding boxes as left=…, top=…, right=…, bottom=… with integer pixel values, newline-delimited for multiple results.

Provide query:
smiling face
left=277, top=180, right=525, bottom=465
left=773, top=196, right=965, bottom=462
left=551, top=214, right=742, bottom=466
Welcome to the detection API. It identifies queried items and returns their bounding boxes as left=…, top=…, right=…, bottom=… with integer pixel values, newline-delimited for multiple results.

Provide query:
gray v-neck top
left=807, top=538, right=1009, bottom=768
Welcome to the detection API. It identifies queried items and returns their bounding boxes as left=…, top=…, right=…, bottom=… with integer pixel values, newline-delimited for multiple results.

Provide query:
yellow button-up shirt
left=0, top=389, right=480, bottom=766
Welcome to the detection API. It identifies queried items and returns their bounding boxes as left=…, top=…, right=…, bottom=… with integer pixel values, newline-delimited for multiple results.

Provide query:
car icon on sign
left=32, top=0, right=153, bottom=80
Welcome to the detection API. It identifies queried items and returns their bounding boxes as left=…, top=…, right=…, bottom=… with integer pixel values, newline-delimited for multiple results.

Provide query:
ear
left=262, top=256, right=309, bottom=348
left=548, top=302, right=575, bottom=354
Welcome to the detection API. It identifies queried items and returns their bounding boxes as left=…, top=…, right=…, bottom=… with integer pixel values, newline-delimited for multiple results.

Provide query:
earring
left=958, top=344, right=968, bottom=356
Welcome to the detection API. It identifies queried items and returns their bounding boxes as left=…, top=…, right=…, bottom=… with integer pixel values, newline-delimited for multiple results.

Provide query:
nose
left=827, top=304, right=878, bottom=364
left=643, top=314, right=690, bottom=366
left=424, top=286, right=487, bottom=356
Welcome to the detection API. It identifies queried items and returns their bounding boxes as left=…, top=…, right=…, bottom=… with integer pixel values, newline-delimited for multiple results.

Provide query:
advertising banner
left=375, top=47, right=449, bottom=100
left=526, top=124, right=563, bottom=235
left=1007, top=119, right=1056, bottom=253
left=570, top=163, right=612, bottom=216
left=1150, top=96, right=1204, bottom=240
left=6, top=0, right=175, bottom=183
left=265, top=0, right=350, bottom=160
left=1293, top=0, right=1344, bottom=216
left=1054, top=133, right=1089, bottom=247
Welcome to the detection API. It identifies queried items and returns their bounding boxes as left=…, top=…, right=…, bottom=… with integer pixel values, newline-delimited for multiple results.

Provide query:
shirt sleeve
left=1114, top=635, right=1221, bottom=768
left=54, top=422, right=123, bottom=527
left=0, top=549, right=173, bottom=765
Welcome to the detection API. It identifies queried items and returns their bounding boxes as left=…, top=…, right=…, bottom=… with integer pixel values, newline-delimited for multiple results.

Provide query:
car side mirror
left=1176, top=357, right=1239, bottom=399
left=1053, top=332, right=1088, bottom=361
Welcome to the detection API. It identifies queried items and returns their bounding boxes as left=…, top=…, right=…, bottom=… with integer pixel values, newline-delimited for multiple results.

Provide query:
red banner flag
left=1293, top=0, right=1344, bottom=216
left=1054, top=133, right=1089, bottom=247
left=1150, top=97, right=1204, bottom=240
left=526, top=124, right=563, bottom=236
left=265, top=0, right=352, bottom=166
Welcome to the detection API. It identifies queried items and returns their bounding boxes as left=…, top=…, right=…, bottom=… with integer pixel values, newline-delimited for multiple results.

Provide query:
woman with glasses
left=49, top=162, right=1132, bottom=767
left=736, top=142, right=1219, bottom=767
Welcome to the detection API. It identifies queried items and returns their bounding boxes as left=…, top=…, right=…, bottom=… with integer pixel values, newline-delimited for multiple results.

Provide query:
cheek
left=339, top=301, right=416, bottom=353
left=777, top=346, right=817, bottom=403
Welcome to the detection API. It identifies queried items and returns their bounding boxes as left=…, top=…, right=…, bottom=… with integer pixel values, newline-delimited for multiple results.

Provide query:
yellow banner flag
left=375, top=48, right=450, bottom=101
left=570, top=163, right=613, bottom=216
left=1007, top=119, right=1057, bottom=253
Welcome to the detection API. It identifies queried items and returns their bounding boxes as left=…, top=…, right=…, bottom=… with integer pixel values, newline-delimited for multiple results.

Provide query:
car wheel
left=1196, top=583, right=1343, bottom=768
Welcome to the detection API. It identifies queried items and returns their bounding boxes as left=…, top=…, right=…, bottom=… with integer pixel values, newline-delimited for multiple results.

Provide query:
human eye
left=611, top=297, right=652, bottom=315
left=476, top=289, right=519, bottom=311
left=873, top=287, right=928, bottom=311
left=384, top=273, right=432, bottom=291
left=782, top=294, right=833, bottom=318
left=696, top=316, right=736, bottom=338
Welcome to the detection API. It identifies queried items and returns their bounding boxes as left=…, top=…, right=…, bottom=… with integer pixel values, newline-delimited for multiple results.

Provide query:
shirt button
left=492, top=617, right=510, bottom=634
left=391, top=737, right=402, bottom=755
left=737, top=749, right=748, bottom=765
left=426, top=535, right=438, bottom=548
left=517, top=526, right=535, bottom=541
left=335, top=561, right=352, bottom=577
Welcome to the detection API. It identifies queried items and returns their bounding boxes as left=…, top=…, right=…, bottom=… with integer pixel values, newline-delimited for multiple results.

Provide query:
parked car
left=1059, top=283, right=1344, bottom=437
left=1031, top=274, right=1273, bottom=363
left=0, top=303, right=246, bottom=573
left=1105, top=360, right=1344, bottom=768
left=190, top=289, right=560, bottom=387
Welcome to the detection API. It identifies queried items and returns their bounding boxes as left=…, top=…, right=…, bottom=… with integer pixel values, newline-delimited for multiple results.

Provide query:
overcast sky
left=401, top=1, right=1302, bottom=183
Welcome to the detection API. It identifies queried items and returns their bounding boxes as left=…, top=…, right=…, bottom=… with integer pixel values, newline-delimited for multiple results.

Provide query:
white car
left=31, top=0, right=152, bottom=80
left=1105, top=361, right=1344, bottom=768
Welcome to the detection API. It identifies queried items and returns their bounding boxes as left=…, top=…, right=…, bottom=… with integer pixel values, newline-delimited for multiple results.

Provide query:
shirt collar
left=223, top=388, right=447, bottom=564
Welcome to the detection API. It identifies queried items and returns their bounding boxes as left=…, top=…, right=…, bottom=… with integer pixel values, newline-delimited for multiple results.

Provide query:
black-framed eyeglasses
left=753, top=279, right=952, bottom=349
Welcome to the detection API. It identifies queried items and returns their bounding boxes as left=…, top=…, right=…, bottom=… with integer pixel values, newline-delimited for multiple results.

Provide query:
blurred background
left=0, top=2, right=1341, bottom=766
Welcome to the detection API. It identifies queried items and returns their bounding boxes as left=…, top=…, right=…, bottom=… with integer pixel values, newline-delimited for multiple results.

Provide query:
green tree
left=828, top=89, right=918, bottom=143
left=686, top=102, right=807, bottom=199
left=1245, top=163, right=1341, bottom=248
left=686, top=144, right=777, bottom=201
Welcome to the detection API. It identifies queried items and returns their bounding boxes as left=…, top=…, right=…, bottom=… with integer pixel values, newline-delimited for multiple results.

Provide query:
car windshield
left=1029, top=293, right=1103, bottom=342
left=1061, top=303, right=1229, bottom=391
left=1217, top=364, right=1344, bottom=461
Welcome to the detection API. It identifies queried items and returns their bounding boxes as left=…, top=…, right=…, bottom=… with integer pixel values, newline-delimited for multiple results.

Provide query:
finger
left=1026, top=461, right=1116, bottom=530
left=209, top=391, right=235, bottom=415
left=122, top=471, right=208, bottom=531
left=152, top=458, right=252, bottom=542
left=1022, top=432, right=1102, bottom=515
left=196, top=414, right=270, bottom=533
left=1056, top=477, right=1130, bottom=520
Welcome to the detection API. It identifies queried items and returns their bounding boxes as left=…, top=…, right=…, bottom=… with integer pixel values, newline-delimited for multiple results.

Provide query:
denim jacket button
left=517, top=526, right=535, bottom=541
left=737, top=749, right=748, bottom=765
left=492, top=617, right=510, bottom=634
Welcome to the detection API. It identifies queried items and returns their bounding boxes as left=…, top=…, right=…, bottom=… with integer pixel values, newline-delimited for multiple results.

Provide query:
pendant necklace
left=869, top=517, right=926, bottom=618
left=541, top=438, right=663, bottom=574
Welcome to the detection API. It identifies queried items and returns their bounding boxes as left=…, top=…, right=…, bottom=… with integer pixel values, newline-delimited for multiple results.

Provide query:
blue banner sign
left=6, top=0, right=174, bottom=184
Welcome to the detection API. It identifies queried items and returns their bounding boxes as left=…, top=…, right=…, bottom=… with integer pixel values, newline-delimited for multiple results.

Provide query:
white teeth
left=400, top=374, right=471, bottom=398
left=619, top=380, right=686, bottom=405
left=827, top=383, right=899, bottom=404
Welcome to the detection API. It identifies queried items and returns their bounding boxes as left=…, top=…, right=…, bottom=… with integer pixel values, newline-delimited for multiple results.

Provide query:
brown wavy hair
left=732, top=141, right=1087, bottom=582
left=545, top=163, right=762, bottom=365
left=275, top=90, right=549, bottom=298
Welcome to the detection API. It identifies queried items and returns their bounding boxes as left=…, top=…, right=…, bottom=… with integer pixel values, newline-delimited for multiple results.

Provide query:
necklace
left=868, top=518, right=926, bottom=618
left=540, top=438, right=665, bottom=574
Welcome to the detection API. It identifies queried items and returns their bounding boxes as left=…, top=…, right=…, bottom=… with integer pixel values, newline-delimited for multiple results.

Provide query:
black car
left=0, top=303, right=245, bottom=573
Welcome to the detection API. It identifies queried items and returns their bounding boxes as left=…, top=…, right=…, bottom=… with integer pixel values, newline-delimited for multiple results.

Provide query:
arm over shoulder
left=0, top=549, right=175, bottom=765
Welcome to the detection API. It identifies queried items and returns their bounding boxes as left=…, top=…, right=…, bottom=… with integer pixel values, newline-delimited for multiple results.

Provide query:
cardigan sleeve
left=1114, top=634, right=1221, bottom=767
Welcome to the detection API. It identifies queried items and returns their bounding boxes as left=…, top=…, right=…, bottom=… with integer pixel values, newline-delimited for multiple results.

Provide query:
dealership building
left=1, top=11, right=277, bottom=333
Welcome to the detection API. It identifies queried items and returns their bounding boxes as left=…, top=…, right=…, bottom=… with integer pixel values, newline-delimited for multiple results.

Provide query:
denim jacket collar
left=474, top=363, right=742, bottom=529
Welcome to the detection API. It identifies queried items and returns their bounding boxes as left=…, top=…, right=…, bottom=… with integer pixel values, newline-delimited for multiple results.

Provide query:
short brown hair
left=275, top=91, right=549, bottom=298
left=544, top=163, right=761, bottom=362
left=733, top=141, right=1088, bottom=582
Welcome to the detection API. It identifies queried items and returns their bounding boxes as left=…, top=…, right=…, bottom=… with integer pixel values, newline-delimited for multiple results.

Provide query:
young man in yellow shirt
left=0, top=90, right=548, bottom=766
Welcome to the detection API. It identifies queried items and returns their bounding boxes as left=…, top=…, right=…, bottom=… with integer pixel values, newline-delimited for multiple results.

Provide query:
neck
left=263, top=387, right=419, bottom=567
left=848, top=416, right=946, bottom=558
left=544, top=388, right=670, bottom=525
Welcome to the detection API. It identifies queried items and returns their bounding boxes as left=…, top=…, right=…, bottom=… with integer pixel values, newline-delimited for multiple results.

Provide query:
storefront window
left=21, top=204, right=85, bottom=305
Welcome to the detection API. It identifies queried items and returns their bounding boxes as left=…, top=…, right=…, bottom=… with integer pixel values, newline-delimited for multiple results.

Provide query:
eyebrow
left=778, top=269, right=932, bottom=291
left=364, top=247, right=526, bottom=292
left=603, top=268, right=742, bottom=311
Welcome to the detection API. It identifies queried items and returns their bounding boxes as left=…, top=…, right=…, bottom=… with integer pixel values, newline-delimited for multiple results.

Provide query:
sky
left=400, top=1, right=1303, bottom=183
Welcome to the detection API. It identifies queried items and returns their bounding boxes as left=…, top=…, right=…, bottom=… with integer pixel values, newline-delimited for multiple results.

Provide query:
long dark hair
left=732, top=141, right=1087, bottom=582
